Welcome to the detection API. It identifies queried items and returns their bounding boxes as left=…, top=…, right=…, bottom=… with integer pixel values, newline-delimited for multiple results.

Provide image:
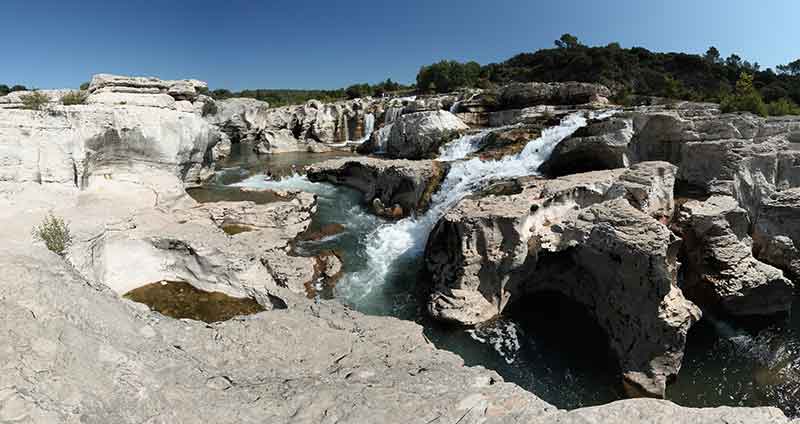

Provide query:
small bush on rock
left=201, top=101, right=218, bottom=117
left=61, top=90, right=88, bottom=105
left=20, top=91, right=50, bottom=111
left=32, top=213, right=73, bottom=256
left=767, top=98, right=800, bottom=116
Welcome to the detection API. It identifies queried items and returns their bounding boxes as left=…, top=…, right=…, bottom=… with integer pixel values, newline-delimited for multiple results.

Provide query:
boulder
left=385, top=110, right=469, bottom=159
left=754, top=188, right=800, bottom=281
left=307, top=157, right=446, bottom=217
left=424, top=164, right=699, bottom=398
left=541, top=116, right=634, bottom=176
left=677, top=196, right=794, bottom=316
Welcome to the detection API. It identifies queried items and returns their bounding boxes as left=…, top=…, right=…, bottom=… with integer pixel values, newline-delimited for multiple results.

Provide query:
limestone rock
left=677, top=196, right=793, bottom=316
left=754, top=188, right=800, bottom=281
left=307, top=157, right=446, bottom=217
left=0, top=105, right=220, bottom=191
left=479, top=82, right=611, bottom=111
left=424, top=166, right=698, bottom=398
left=541, top=116, right=634, bottom=176
left=385, top=110, right=469, bottom=159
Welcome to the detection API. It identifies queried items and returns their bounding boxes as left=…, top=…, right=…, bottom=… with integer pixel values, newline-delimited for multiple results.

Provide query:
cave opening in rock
left=124, top=281, right=266, bottom=323
left=424, top=289, right=626, bottom=409
left=506, top=290, right=620, bottom=379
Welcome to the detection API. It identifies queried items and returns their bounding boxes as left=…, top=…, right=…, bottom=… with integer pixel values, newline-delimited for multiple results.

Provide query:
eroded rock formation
left=424, top=163, right=700, bottom=397
left=307, top=157, right=446, bottom=217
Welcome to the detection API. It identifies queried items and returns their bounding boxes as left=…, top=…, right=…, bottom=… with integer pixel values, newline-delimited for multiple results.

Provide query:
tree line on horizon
left=415, top=34, right=800, bottom=116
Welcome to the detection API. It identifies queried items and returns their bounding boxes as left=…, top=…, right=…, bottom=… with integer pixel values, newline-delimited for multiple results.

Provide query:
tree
left=10, top=85, right=27, bottom=92
left=725, top=54, right=743, bottom=69
left=0, top=84, right=9, bottom=96
left=554, top=33, right=581, bottom=49
left=777, top=59, right=800, bottom=76
left=720, top=72, right=767, bottom=117
left=704, top=46, right=721, bottom=64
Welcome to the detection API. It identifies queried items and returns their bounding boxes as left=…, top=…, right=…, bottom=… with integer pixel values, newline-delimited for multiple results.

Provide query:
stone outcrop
left=424, top=163, right=699, bottom=398
left=383, top=110, right=469, bottom=159
left=754, top=188, right=800, bottom=281
left=0, top=91, right=221, bottom=192
left=307, top=157, right=446, bottom=218
left=676, top=196, right=794, bottom=316
left=473, top=82, right=612, bottom=112
left=541, top=116, right=634, bottom=176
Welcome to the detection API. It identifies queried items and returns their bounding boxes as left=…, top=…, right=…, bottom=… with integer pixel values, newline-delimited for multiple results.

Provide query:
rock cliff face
left=423, top=162, right=699, bottom=398
left=0, top=74, right=221, bottom=194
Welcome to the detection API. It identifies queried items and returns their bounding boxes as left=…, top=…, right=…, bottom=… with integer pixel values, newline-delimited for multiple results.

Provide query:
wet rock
left=474, top=124, right=542, bottom=160
left=307, top=157, right=447, bottom=217
left=384, top=110, right=469, bottom=159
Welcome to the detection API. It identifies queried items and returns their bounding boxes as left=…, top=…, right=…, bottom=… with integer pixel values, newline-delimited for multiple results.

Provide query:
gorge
left=3, top=72, right=800, bottom=423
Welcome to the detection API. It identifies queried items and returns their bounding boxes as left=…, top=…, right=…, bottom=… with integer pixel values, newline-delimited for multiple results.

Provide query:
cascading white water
left=385, top=107, right=404, bottom=125
left=449, top=100, right=461, bottom=113
left=373, top=124, right=393, bottom=154
left=359, top=113, right=375, bottom=143
left=437, top=124, right=518, bottom=161
left=339, top=111, right=613, bottom=303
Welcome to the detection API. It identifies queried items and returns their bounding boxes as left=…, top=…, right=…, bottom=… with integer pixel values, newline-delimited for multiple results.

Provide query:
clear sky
left=1, top=0, right=798, bottom=90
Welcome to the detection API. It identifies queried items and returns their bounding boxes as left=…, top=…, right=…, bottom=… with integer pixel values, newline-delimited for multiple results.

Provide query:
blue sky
left=1, top=0, right=798, bottom=90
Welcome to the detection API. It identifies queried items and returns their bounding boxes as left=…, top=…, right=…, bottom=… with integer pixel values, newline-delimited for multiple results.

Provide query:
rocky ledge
left=307, top=157, right=446, bottom=218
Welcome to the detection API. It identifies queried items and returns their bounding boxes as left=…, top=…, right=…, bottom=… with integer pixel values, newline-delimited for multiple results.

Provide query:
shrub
left=32, top=213, right=73, bottom=256
left=719, top=72, right=768, bottom=117
left=201, top=101, right=218, bottom=117
left=79, top=82, right=90, bottom=91
left=61, top=90, right=88, bottom=105
left=20, top=91, right=50, bottom=111
left=767, top=98, right=800, bottom=116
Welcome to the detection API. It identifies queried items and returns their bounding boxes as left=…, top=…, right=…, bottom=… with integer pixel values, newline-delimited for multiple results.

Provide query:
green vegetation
left=60, top=90, right=88, bottom=105
left=208, top=78, right=412, bottom=107
left=20, top=91, right=50, bottom=110
left=0, top=84, right=28, bottom=97
left=415, top=33, right=800, bottom=116
left=416, top=60, right=482, bottom=93
left=32, top=213, right=73, bottom=256
left=720, top=72, right=768, bottom=117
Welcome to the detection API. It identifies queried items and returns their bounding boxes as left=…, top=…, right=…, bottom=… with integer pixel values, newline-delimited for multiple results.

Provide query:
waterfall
left=438, top=125, right=517, bottom=161
left=385, top=107, right=403, bottom=125
left=373, top=124, right=393, bottom=154
left=449, top=100, right=461, bottom=113
left=339, top=111, right=614, bottom=303
left=359, top=113, right=375, bottom=143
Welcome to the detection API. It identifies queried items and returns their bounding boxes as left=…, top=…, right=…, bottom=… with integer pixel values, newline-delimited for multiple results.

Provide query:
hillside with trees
left=416, top=34, right=800, bottom=116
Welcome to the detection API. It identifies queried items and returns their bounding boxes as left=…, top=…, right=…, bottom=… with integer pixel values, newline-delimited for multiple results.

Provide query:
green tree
left=720, top=72, right=767, bottom=117
left=0, top=84, right=9, bottom=96
left=777, top=59, right=800, bottom=76
left=704, top=46, right=721, bottom=64
left=554, top=33, right=581, bottom=49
